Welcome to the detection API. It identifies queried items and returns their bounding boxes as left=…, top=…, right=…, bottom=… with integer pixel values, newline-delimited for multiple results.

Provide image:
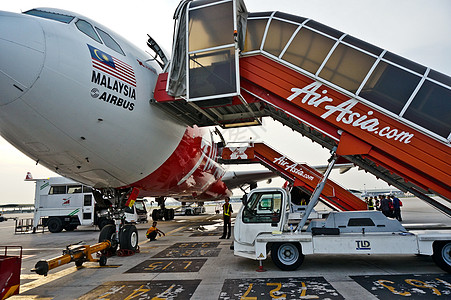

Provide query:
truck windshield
left=243, top=191, right=282, bottom=223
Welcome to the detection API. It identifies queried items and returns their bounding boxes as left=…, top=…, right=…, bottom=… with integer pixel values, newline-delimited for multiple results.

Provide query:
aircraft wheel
left=271, top=242, right=304, bottom=271
left=99, top=224, right=118, bottom=253
left=151, top=209, right=160, bottom=221
left=47, top=217, right=63, bottom=233
left=164, top=209, right=171, bottom=220
left=120, top=224, right=138, bottom=251
left=98, top=218, right=112, bottom=230
left=432, top=241, right=451, bottom=273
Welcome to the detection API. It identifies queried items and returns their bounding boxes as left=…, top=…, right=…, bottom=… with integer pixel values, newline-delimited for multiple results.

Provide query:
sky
left=0, top=0, right=450, bottom=204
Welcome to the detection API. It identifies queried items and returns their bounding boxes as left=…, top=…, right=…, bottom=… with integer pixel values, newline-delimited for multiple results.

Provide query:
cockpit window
left=76, top=19, right=102, bottom=43
left=95, top=27, right=125, bottom=56
left=24, top=9, right=74, bottom=24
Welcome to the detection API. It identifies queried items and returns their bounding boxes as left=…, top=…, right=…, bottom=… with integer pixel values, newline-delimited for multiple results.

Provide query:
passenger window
left=76, top=19, right=102, bottom=43
left=49, top=186, right=66, bottom=195
left=96, top=27, right=125, bottom=55
left=360, top=61, right=421, bottom=114
left=403, top=80, right=451, bottom=138
left=67, top=185, right=82, bottom=194
left=282, top=28, right=335, bottom=75
left=263, top=19, right=298, bottom=57
left=319, top=43, right=376, bottom=93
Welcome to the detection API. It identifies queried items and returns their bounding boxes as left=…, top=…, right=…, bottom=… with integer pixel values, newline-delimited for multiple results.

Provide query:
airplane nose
left=0, top=11, right=45, bottom=106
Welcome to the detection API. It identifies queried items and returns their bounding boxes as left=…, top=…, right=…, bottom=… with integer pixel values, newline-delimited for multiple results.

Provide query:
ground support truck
left=233, top=150, right=451, bottom=273
left=30, top=176, right=147, bottom=233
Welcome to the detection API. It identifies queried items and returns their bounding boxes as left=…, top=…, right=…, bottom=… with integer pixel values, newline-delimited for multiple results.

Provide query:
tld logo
left=356, top=240, right=371, bottom=250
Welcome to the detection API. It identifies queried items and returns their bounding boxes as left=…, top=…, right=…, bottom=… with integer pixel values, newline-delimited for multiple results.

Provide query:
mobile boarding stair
left=220, top=141, right=366, bottom=212
left=152, top=0, right=451, bottom=215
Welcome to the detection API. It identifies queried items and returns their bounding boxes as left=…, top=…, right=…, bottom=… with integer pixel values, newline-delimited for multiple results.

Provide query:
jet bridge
left=220, top=142, right=367, bottom=211
left=153, top=0, right=451, bottom=215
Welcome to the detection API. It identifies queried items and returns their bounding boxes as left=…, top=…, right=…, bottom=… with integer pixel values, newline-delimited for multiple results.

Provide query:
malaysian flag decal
left=88, top=44, right=136, bottom=87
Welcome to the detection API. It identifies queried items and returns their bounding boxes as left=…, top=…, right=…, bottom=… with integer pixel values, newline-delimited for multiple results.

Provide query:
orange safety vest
left=146, top=226, right=156, bottom=235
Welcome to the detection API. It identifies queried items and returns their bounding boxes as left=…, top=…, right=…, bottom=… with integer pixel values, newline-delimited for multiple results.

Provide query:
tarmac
left=1, top=197, right=451, bottom=299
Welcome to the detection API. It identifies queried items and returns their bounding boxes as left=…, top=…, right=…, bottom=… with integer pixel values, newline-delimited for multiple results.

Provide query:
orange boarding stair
left=221, top=142, right=367, bottom=211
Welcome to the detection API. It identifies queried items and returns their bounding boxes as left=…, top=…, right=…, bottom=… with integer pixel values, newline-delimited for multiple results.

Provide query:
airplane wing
left=221, top=169, right=275, bottom=191
left=222, top=163, right=354, bottom=191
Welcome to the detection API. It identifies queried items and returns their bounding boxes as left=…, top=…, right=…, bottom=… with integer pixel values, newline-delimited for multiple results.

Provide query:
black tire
left=151, top=209, right=160, bottom=221
left=432, top=241, right=451, bottom=273
left=99, top=255, right=107, bottom=266
left=120, top=224, right=138, bottom=251
left=164, top=209, right=170, bottom=220
left=98, top=218, right=112, bottom=230
left=99, top=224, right=118, bottom=253
left=170, top=208, right=175, bottom=220
left=47, top=217, right=63, bottom=233
left=271, top=242, right=304, bottom=271
left=75, top=260, right=83, bottom=267
left=64, top=224, right=78, bottom=231
left=185, top=209, right=192, bottom=216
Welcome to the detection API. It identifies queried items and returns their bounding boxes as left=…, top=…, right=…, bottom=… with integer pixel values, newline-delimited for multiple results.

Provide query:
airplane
left=0, top=7, right=353, bottom=251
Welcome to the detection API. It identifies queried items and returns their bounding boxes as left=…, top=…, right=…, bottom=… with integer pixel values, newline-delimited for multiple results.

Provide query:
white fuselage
left=0, top=8, right=225, bottom=197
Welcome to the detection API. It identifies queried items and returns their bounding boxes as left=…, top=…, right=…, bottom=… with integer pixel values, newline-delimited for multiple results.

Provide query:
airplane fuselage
left=0, top=8, right=228, bottom=200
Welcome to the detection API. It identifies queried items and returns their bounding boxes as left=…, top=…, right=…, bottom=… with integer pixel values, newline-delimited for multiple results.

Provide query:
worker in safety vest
left=220, top=196, right=233, bottom=239
left=146, top=221, right=165, bottom=241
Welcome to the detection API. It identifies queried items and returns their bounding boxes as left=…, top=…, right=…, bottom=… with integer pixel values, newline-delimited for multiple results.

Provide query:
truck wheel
left=432, top=241, right=451, bottom=273
left=64, top=224, right=78, bottom=231
left=271, top=242, right=304, bottom=271
left=99, top=224, right=118, bottom=253
left=120, top=224, right=138, bottom=251
left=47, top=217, right=63, bottom=233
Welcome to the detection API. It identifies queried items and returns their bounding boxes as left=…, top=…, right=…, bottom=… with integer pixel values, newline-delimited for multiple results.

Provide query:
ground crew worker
left=146, top=221, right=165, bottom=241
left=368, top=196, right=374, bottom=210
left=220, top=196, right=233, bottom=239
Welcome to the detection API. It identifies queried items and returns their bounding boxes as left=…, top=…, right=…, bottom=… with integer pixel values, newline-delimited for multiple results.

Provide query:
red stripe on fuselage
left=128, top=127, right=229, bottom=200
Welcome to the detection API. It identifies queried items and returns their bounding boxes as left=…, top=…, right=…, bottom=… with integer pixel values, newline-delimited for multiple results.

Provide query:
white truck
left=31, top=176, right=147, bottom=233
left=233, top=187, right=451, bottom=273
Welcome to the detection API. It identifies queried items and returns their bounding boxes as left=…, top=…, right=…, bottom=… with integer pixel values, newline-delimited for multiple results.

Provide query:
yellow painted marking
left=20, top=267, right=78, bottom=293
left=377, top=280, right=411, bottom=296
left=267, top=283, right=286, bottom=299
left=183, top=261, right=192, bottom=270
left=3, top=284, right=19, bottom=298
left=97, top=284, right=126, bottom=299
left=436, top=278, right=451, bottom=288
left=405, top=279, right=441, bottom=296
left=124, top=284, right=151, bottom=300
left=240, top=283, right=257, bottom=300
left=152, top=284, right=176, bottom=300
left=161, top=261, right=173, bottom=270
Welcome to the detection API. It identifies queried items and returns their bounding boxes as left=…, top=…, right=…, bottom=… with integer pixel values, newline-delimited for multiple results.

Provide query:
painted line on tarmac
left=20, top=266, right=78, bottom=293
